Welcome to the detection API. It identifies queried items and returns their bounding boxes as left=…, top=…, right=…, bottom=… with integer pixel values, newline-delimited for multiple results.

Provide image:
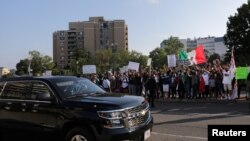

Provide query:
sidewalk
left=155, top=97, right=250, bottom=104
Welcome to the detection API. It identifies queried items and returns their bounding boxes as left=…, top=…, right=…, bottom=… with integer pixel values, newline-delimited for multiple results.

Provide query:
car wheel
left=65, top=127, right=94, bottom=141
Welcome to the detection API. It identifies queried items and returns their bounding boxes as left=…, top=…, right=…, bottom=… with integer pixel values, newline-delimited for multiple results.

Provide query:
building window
left=78, top=32, right=83, bottom=36
left=60, top=32, right=64, bottom=36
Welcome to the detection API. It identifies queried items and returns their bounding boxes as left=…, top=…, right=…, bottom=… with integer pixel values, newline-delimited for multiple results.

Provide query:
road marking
left=151, top=132, right=207, bottom=140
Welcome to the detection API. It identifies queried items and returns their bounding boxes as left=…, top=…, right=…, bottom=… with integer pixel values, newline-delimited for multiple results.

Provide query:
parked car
left=0, top=76, right=153, bottom=141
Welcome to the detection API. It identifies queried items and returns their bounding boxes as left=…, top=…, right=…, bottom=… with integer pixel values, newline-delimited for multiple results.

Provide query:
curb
left=155, top=98, right=250, bottom=104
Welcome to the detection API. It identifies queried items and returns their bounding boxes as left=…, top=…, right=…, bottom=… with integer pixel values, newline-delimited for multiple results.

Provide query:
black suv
left=0, top=76, right=153, bottom=141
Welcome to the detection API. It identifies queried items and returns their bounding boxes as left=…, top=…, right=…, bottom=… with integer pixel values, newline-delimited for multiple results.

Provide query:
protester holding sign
left=236, top=67, right=248, bottom=79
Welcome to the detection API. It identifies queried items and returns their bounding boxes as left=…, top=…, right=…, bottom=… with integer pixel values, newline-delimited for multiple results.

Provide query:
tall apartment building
left=53, top=17, right=128, bottom=70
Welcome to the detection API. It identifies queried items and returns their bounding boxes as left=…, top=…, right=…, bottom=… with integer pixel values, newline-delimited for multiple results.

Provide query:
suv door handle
left=4, top=102, right=12, bottom=110
left=4, top=106, right=10, bottom=110
left=32, top=109, right=38, bottom=113
left=33, top=104, right=39, bottom=107
left=21, top=103, right=27, bottom=106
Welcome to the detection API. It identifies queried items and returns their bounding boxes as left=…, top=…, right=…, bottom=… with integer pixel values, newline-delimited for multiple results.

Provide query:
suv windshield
left=52, top=77, right=106, bottom=99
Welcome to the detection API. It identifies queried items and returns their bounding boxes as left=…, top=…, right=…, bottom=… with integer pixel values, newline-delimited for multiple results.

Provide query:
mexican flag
left=179, top=50, right=188, bottom=60
left=178, top=44, right=206, bottom=64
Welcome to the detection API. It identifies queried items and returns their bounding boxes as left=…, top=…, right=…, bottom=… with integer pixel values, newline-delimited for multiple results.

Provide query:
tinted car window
left=1, top=81, right=30, bottom=99
left=53, top=78, right=106, bottom=98
left=27, top=81, right=52, bottom=100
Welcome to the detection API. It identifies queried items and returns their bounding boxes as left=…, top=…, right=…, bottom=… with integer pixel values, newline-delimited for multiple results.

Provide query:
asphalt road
left=147, top=99, right=250, bottom=141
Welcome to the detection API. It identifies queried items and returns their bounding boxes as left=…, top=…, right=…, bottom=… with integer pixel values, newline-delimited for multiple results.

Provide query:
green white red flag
left=179, top=44, right=207, bottom=65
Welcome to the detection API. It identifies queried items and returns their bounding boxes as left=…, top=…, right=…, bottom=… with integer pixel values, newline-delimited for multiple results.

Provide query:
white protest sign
left=82, top=65, right=96, bottom=74
left=147, top=58, right=152, bottom=66
left=128, top=61, right=140, bottom=72
left=44, top=70, right=52, bottom=76
left=120, top=66, right=128, bottom=73
left=167, top=54, right=176, bottom=67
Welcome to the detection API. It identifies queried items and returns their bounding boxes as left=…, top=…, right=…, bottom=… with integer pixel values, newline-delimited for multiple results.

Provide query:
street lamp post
left=28, top=56, right=32, bottom=76
left=111, top=43, right=117, bottom=73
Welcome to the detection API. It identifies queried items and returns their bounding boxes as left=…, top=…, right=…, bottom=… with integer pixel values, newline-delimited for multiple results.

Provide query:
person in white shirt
left=102, top=76, right=111, bottom=92
left=121, top=74, right=129, bottom=93
left=202, top=70, right=210, bottom=99
left=222, top=66, right=233, bottom=99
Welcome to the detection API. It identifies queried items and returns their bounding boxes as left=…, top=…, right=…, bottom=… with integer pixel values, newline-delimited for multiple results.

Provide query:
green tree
left=149, top=48, right=167, bottom=69
left=115, top=48, right=130, bottom=66
left=149, top=36, right=184, bottom=69
left=42, top=55, right=55, bottom=71
left=224, top=1, right=250, bottom=66
left=207, top=53, right=221, bottom=64
left=128, top=50, right=148, bottom=70
left=186, top=48, right=194, bottom=52
left=93, top=48, right=112, bottom=73
left=92, top=48, right=147, bottom=73
left=16, top=59, right=29, bottom=75
left=69, top=48, right=89, bottom=74
left=164, top=36, right=184, bottom=55
left=16, top=51, right=54, bottom=76
left=28, top=51, right=54, bottom=75
left=29, top=50, right=43, bottom=75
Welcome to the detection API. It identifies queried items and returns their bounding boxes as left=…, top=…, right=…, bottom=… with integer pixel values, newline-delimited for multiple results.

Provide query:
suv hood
left=66, top=93, right=145, bottom=110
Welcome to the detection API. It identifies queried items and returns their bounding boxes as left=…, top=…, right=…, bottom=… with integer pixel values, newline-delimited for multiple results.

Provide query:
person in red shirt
left=198, top=72, right=205, bottom=99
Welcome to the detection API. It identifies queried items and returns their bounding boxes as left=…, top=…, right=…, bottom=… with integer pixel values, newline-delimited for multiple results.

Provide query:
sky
left=0, top=0, right=247, bottom=69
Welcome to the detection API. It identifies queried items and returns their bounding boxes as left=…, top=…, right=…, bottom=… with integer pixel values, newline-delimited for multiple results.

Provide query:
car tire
left=65, top=127, right=94, bottom=141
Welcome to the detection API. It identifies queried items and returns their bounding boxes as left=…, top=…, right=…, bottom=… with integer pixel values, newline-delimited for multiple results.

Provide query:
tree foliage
left=93, top=48, right=113, bottom=73
left=69, top=48, right=89, bottom=74
left=224, top=1, right=250, bottom=66
left=128, top=50, right=148, bottom=70
left=16, top=59, right=29, bottom=75
left=164, top=36, right=184, bottom=55
left=207, top=53, right=221, bottom=64
left=149, top=36, right=184, bottom=69
left=92, top=48, right=148, bottom=73
left=149, top=48, right=167, bottom=69
left=15, top=50, right=54, bottom=76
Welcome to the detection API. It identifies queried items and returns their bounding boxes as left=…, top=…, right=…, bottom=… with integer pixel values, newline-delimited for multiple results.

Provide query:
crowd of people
left=87, top=61, right=250, bottom=108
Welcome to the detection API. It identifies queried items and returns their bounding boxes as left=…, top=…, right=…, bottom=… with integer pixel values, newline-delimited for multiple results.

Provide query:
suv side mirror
left=36, top=92, right=51, bottom=101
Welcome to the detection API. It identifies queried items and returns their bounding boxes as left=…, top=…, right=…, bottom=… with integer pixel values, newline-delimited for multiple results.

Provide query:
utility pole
left=28, top=55, right=32, bottom=76
left=111, top=43, right=118, bottom=74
